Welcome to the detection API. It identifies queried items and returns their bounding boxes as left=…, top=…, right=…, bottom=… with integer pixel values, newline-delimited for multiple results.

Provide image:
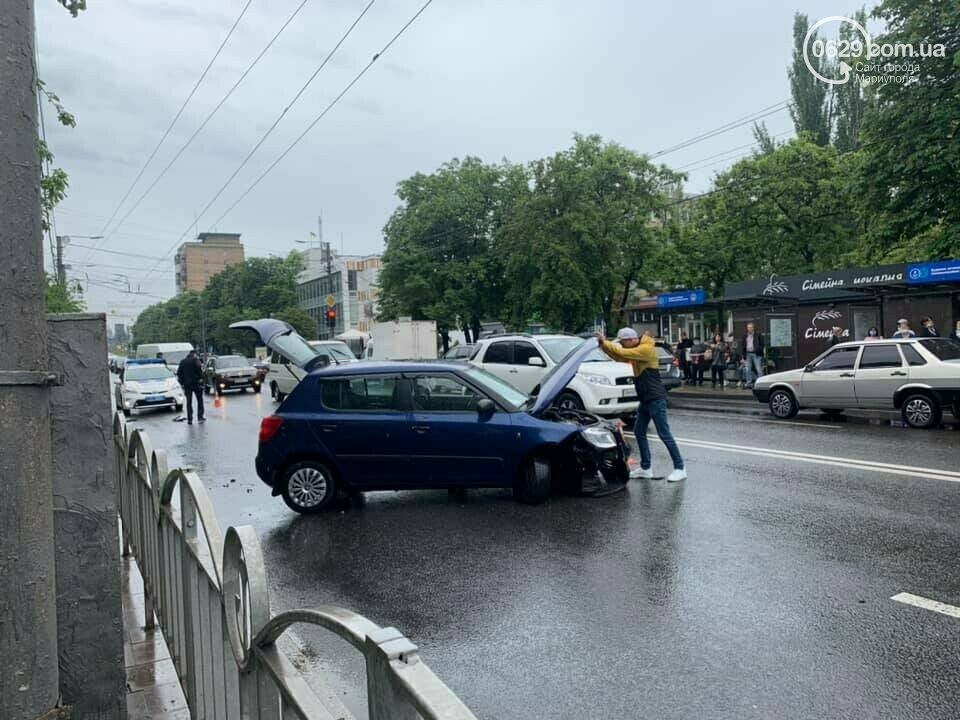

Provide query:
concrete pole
left=0, top=1, right=62, bottom=717
left=55, top=234, right=65, bottom=285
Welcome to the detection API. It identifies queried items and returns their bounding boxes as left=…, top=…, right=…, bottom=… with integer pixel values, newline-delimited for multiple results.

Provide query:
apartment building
left=174, top=232, right=245, bottom=293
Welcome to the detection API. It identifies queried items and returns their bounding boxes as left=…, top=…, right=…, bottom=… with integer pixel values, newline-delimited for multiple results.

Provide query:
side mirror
left=528, top=356, right=546, bottom=367
left=804, top=364, right=814, bottom=372
left=476, top=398, right=495, bottom=418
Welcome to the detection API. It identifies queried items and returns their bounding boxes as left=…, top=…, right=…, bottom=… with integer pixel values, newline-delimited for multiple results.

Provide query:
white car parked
left=469, top=334, right=644, bottom=417
left=267, top=339, right=357, bottom=402
left=753, top=337, right=960, bottom=428
left=115, top=359, right=184, bottom=416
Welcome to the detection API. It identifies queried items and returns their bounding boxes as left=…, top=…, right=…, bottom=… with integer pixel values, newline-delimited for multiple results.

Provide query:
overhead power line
left=650, top=100, right=791, bottom=159
left=678, top=129, right=795, bottom=172
left=96, top=0, right=312, bottom=247
left=139, top=0, right=435, bottom=282
left=69, top=243, right=173, bottom=262
left=89, top=0, right=255, bottom=250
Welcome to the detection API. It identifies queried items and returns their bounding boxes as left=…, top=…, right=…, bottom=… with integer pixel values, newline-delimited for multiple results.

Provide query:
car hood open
left=527, top=339, right=593, bottom=416
left=229, top=319, right=329, bottom=373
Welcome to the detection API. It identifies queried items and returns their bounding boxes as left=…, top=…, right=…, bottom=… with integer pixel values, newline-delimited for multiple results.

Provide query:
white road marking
left=620, top=432, right=960, bottom=483
left=891, top=592, right=960, bottom=619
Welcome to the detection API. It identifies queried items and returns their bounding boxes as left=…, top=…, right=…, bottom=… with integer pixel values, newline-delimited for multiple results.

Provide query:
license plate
left=621, top=388, right=637, bottom=398
left=146, top=394, right=165, bottom=402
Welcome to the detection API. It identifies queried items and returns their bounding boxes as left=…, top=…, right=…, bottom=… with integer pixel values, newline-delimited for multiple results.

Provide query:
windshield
left=125, top=365, right=174, bottom=381
left=163, top=350, right=190, bottom=365
left=919, top=338, right=960, bottom=361
left=217, top=356, right=248, bottom=368
left=538, top=337, right=586, bottom=363
left=320, top=343, right=357, bottom=361
left=462, top=365, right=529, bottom=410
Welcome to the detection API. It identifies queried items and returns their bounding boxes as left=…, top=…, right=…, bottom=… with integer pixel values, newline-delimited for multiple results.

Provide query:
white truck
left=361, top=320, right=438, bottom=361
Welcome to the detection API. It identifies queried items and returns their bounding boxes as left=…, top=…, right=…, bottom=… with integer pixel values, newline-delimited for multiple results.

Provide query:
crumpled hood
left=527, top=339, right=593, bottom=416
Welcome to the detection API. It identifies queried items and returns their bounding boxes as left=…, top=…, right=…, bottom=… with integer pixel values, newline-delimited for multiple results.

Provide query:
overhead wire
left=88, top=0, right=255, bottom=253
left=650, top=100, right=791, bottom=159
left=138, top=0, right=434, bottom=282
left=95, top=0, right=313, bottom=248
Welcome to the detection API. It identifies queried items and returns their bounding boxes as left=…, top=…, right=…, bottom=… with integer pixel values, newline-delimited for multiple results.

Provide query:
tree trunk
left=439, top=328, right=450, bottom=354
left=471, top=317, right=481, bottom=343
left=0, top=1, right=61, bottom=716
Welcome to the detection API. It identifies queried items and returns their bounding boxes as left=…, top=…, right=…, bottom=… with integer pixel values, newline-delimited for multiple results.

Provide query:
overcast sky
left=36, top=0, right=856, bottom=325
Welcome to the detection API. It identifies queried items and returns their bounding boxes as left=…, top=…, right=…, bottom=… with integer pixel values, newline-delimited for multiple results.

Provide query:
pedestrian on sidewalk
left=827, top=326, right=844, bottom=347
left=690, top=337, right=707, bottom=385
left=597, top=328, right=686, bottom=483
left=865, top=327, right=882, bottom=341
left=891, top=318, right=915, bottom=338
left=676, top=331, right=693, bottom=383
left=176, top=349, right=206, bottom=425
left=740, top=322, right=766, bottom=389
left=918, top=317, right=939, bottom=337
left=709, top=332, right=727, bottom=387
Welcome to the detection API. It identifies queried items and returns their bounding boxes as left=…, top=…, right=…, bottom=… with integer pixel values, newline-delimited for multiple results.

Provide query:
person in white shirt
left=891, top=318, right=916, bottom=338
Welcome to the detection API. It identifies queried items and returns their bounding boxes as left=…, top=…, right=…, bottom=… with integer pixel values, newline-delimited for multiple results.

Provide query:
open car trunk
left=229, top=319, right=330, bottom=372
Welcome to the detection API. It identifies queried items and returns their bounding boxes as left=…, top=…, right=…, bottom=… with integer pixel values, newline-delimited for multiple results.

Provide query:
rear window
left=320, top=376, right=400, bottom=411
left=900, top=344, right=927, bottom=366
left=919, top=338, right=960, bottom=361
left=483, top=342, right=511, bottom=364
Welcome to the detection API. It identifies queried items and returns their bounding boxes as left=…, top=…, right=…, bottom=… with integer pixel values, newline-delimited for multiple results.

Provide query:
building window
left=348, top=269, right=358, bottom=291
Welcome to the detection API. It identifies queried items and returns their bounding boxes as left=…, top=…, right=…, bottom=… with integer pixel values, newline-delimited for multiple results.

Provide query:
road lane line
left=620, top=432, right=960, bottom=483
left=891, top=592, right=960, bottom=619
left=667, top=435, right=960, bottom=479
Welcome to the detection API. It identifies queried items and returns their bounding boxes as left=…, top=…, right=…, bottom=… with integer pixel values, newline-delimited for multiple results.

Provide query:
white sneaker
left=629, top=466, right=654, bottom=480
left=666, top=468, right=687, bottom=483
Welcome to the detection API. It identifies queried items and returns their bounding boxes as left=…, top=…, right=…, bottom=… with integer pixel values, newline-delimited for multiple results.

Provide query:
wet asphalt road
left=125, top=387, right=960, bottom=720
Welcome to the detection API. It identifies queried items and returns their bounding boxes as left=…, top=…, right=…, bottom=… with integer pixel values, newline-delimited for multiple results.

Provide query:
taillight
left=259, top=415, right=284, bottom=443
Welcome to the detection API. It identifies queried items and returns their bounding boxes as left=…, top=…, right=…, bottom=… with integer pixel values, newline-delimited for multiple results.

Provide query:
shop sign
left=724, top=263, right=907, bottom=302
left=908, top=259, right=960, bottom=285
left=802, top=308, right=850, bottom=341
left=657, top=289, right=706, bottom=309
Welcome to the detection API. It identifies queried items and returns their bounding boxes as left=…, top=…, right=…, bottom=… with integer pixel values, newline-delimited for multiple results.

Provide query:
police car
left=115, top=359, right=185, bottom=416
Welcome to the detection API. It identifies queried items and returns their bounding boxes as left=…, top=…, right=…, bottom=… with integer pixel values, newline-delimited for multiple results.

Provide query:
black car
left=203, top=355, right=261, bottom=395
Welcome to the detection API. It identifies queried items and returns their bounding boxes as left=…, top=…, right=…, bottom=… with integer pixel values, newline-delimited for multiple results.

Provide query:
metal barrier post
left=365, top=628, right=422, bottom=720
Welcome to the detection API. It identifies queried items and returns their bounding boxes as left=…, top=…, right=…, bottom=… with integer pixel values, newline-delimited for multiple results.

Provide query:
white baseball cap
left=615, top=327, right=639, bottom=341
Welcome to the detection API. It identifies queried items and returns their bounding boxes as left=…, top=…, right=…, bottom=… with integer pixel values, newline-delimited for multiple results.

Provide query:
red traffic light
left=325, top=309, right=337, bottom=320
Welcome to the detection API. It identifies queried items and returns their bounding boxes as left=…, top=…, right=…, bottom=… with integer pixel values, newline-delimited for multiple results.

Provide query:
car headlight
left=124, top=382, right=142, bottom=394
left=581, top=373, right=613, bottom=386
left=581, top=426, right=617, bottom=449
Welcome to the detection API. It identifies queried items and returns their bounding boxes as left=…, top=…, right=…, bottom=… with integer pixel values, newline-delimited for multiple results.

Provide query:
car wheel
left=515, top=456, right=551, bottom=505
left=554, top=391, right=584, bottom=412
left=240, top=387, right=247, bottom=393
left=768, top=388, right=798, bottom=419
left=280, top=461, right=336, bottom=514
left=902, top=394, right=940, bottom=429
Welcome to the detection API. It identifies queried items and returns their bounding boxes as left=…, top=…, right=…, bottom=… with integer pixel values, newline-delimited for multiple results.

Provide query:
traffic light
left=325, top=308, right=337, bottom=328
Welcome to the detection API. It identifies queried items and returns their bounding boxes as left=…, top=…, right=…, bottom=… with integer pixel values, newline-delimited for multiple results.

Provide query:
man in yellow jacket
left=597, top=328, right=686, bottom=482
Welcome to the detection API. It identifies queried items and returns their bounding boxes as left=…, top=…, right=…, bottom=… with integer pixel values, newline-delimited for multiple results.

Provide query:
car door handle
left=508, top=368, right=518, bottom=373
left=412, top=425, right=430, bottom=434
left=839, top=372, right=855, bottom=377
left=319, top=424, right=337, bottom=433
left=889, top=371, right=907, bottom=376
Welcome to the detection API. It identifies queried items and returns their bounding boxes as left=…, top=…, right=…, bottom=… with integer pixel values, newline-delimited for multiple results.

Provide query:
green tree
left=789, top=12, right=832, bottom=146
left=45, top=275, right=85, bottom=313
left=379, top=157, right=526, bottom=345
left=832, top=8, right=872, bottom=152
left=504, top=134, right=682, bottom=331
left=686, top=139, right=860, bottom=277
left=856, top=0, right=960, bottom=259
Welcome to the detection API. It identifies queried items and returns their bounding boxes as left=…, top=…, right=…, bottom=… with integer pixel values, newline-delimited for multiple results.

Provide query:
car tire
left=280, top=460, right=337, bottom=514
left=768, top=388, right=798, bottom=419
left=554, top=391, right=584, bottom=412
left=240, top=387, right=246, bottom=393
left=901, top=394, right=940, bottom=429
left=271, top=383, right=286, bottom=403
left=515, top=456, right=551, bottom=505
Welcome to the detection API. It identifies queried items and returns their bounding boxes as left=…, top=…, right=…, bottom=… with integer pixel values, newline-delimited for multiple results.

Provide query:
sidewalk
left=122, top=556, right=189, bottom=719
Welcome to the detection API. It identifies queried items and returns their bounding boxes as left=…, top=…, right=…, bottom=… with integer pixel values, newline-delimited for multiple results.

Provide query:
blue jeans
left=634, top=399, right=684, bottom=470
left=745, top=352, right=764, bottom=386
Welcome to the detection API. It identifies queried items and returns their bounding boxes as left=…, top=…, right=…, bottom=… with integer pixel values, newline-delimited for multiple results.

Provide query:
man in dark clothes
left=176, top=349, right=205, bottom=424
left=918, top=317, right=939, bottom=337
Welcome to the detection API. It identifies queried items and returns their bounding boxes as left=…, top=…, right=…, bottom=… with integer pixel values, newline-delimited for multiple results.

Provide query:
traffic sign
left=325, top=294, right=336, bottom=307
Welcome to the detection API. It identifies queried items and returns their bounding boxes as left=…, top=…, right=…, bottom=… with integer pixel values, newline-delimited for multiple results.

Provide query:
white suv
left=469, top=334, right=641, bottom=416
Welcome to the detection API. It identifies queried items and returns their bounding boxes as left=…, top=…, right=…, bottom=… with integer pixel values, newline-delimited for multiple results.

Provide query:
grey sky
left=37, top=0, right=854, bottom=324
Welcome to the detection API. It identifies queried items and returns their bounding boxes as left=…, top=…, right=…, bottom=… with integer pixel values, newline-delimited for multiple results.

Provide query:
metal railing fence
left=114, top=413, right=477, bottom=720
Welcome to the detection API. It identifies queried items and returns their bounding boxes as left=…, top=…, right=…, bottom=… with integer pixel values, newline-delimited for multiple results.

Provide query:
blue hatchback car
left=231, top=320, right=631, bottom=513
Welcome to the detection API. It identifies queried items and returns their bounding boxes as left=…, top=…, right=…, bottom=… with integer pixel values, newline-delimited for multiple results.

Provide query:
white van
left=135, top=342, right=194, bottom=367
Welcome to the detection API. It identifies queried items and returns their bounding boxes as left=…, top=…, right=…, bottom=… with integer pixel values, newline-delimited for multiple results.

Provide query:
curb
left=665, top=397, right=959, bottom=430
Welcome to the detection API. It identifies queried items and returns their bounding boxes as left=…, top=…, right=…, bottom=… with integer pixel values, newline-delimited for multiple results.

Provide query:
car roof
left=480, top=334, right=575, bottom=342
left=310, top=360, right=468, bottom=376
left=831, top=337, right=923, bottom=348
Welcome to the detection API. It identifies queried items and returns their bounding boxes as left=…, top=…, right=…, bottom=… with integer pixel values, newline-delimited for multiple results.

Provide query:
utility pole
left=55, top=234, right=66, bottom=285
left=0, top=1, right=62, bottom=717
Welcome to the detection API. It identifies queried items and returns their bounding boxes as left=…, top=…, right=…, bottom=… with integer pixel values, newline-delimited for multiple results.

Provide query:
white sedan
left=753, top=337, right=960, bottom=428
left=116, top=360, right=184, bottom=416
